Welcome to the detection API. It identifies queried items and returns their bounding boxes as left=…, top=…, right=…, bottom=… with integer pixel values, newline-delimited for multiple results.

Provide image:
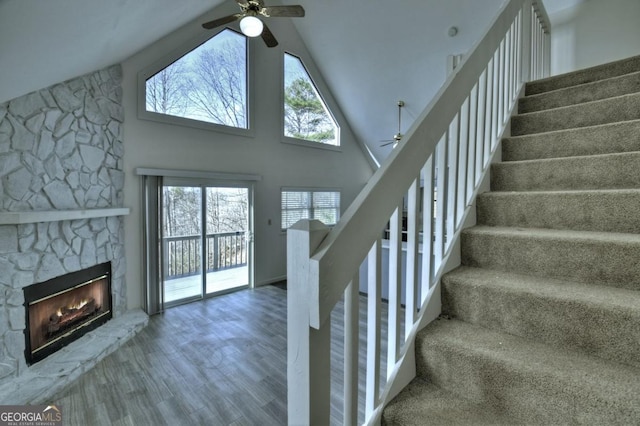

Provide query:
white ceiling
left=0, top=0, right=223, bottom=105
left=0, top=0, right=584, bottom=163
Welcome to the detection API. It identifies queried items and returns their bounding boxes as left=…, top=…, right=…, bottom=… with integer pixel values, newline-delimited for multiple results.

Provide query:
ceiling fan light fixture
left=240, top=15, right=264, bottom=37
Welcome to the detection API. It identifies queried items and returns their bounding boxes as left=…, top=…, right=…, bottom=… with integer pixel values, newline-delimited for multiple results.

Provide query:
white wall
left=121, top=3, right=374, bottom=309
left=549, top=0, right=640, bottom=75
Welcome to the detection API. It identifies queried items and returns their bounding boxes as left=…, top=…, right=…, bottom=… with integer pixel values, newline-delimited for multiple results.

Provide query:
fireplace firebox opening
left=23, top=262, right=113, bottom=365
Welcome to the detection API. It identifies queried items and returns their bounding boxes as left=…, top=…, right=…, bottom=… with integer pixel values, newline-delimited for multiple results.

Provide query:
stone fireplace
left=0, top=65, right=147, bottom=403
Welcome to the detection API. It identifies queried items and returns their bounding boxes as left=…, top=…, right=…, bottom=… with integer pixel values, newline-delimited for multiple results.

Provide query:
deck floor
left=164, top=266, right=248, bottom=303
left=51, top=285, right=402, bottom=425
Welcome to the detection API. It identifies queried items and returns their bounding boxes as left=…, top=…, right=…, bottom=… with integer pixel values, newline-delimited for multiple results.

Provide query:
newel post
left=287, top=220, right=331, bottom=426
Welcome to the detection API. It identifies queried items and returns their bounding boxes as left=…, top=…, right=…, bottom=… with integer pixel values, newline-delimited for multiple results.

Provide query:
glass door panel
left=162, top=185, right=203, bottom=305
left=205, top=187, right=250, bottom=295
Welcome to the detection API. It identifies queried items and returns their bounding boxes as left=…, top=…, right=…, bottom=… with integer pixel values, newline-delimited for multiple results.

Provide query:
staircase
left=383, top=56, right=640, bottom=425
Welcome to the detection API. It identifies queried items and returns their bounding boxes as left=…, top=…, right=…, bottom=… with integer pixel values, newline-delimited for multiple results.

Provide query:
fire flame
left=55, top=298, right=89, bottom=316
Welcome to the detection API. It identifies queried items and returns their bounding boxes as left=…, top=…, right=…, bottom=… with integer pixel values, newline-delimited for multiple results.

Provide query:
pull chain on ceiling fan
left=202, top=0, right=305, bottom=48
left=381, top=100, right=405, bottom=147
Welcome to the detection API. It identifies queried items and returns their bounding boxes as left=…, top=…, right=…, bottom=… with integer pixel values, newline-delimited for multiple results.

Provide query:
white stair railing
left=287, top=1, right=550, bottom=424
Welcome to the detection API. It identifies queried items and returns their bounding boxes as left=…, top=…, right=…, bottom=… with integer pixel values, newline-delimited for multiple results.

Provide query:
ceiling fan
left=202, top=0, right=305, bottom=48
left=380, top=100, right=405, bottom=148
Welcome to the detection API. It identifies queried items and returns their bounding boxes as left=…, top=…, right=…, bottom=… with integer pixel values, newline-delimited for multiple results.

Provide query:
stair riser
left=416, top=331, right=640, bottom=424
left=519, top=72, right=640, bottom=114
left=502, top=120, right=640, bottom=161
left=477, top=191, right=640, bottom=233
left=442, top=277, right=640, bottom=368
left=525, top=55, right=640, bottom=95
left=461, top=231, right=640, bottom=290
left=511, top=93, right=640, bottom=136
left=491, top=153, right=640, bottom=191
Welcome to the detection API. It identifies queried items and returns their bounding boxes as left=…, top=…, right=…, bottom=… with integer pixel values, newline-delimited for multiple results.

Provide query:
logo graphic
left=0, top=404, right=63, bottom=426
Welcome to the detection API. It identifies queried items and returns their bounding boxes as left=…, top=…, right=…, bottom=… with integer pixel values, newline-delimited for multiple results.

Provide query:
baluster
left=167, top=240, right=171, bottom=277
left=405, top=180, right=419, bottom=338
left=434, top=136, right=447, bottom=265
left=476, top=70, right=487, bottom=186
left=498, top=38, right=505, bottom=127
left=344, top=274, right=360, bottom=425
left=506, top=29, right=511, bottom=117
left=447, top=115, right=459, bottom=243
left=388, top=205, right=402, bottom=372
left=539, top=19, right=543, bottom=77
left=511, top=19, right=517, bottom=100
left=441, top=133, right=450, bottom=254
left=214, top=234, right=219, bottom=270
left=512, top=19, right=516, bottom=99
left=517, top=9, right=524, bottom=86
left=421, top=158, right=435, bottom=298
left=181, top=239, right=185, bottom=276
left=484, top=57, right=494, bottom=166
left=467, top=84, right=478, bottom=205
left=504, top=30, right=511, bottom=120
left=533, top=14, right=536, bottom=79
left=492, top=48, right=501, bottom=148
left=365, top=239, right=382, bottom=418
left=457, top=100, right=470, bottom=228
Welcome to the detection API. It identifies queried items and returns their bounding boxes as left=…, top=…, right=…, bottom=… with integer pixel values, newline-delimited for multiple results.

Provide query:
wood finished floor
left=51, top=285, right=401, bottom=425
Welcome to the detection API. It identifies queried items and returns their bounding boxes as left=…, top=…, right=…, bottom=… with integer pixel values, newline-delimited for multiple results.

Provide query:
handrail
left=287, top=1, right=551, bottom=424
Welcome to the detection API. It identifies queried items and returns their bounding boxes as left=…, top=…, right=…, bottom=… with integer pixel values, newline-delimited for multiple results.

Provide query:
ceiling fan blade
left=202, top=13, right=242, bottom=30
left=380, top=140, right=397, bottom=147
left=260, top=23, right=279, bottom=48
left=262, top=5, right=305, bottom=17
left=234, top=0, right=249, bottom=6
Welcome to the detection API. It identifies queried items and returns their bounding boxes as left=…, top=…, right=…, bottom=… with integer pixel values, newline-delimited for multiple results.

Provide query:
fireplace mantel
left=0, top=208, right=130, bottom=225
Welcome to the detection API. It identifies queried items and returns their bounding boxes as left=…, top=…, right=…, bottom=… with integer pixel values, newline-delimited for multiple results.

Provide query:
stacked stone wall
left=0, top=65, right=126, bottom=384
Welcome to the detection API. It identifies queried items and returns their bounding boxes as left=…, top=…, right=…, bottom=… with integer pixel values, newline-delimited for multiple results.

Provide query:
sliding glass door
left=162, top=179, right=253, bottom=307
left=204, top=187, right=250, bottom=295
left=162, top=185, right=203, bottom=304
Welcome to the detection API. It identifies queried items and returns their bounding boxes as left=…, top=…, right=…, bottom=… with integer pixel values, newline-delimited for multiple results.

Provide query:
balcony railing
left=163, top=231, right=247, bottom=280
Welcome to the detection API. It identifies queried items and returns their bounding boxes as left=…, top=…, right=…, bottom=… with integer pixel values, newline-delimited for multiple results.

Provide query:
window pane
left=146, top=29, right=248, bottom=129
left=284, top=53, right=339, bottom=146
left=281, top=189, right=340, bottom=230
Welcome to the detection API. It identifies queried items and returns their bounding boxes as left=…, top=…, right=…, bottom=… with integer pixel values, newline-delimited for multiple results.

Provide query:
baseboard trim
left=255, top=275, right=287, bottom=287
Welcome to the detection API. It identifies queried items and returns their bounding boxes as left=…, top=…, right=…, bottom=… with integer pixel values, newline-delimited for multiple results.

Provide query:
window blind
left=281, top=190, right=340, bottom=230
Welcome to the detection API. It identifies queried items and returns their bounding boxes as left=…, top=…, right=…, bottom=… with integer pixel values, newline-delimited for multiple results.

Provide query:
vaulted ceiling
left=0, top=0, right=583, bottom=163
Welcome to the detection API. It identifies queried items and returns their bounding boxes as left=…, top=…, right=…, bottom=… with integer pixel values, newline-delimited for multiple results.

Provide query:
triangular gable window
left=284, top=53, right=339, bottom=146
left=145, top=29, right=248, bottom=129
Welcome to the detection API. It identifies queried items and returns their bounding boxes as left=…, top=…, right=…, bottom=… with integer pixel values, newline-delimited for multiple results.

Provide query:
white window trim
left=137, top=27, right=255, bottom=138
left=281, top=51, right=342, bottom=152
left=280, top=187, right=342, bottom=232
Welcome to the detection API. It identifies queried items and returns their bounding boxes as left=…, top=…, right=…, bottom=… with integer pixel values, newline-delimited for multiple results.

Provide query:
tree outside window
left=145, top=29, right=248, bottom=129
left=284, top=53, right=339, bottom=146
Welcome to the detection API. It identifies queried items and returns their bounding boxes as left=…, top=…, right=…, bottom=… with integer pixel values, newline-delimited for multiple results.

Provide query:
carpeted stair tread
left=416, top=319, right=640, bottom=424
left=442, top=266, right=640, bottom=368
left=519, top=70, right=640, bottom=113
left=461, top=226, right=640, bottom=290
left=477, top=189, right=640, bottom=233
left=491, top=151, right=640, bottom=191
left=382, top=378, right=516, bottom=426
left=502, top=119, right=640, bottom=161
left=384, top=55, right=640, bottom=425
left=511, top=92, right=640, bottom=136
left=525, top=54, right=640, bottom=95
